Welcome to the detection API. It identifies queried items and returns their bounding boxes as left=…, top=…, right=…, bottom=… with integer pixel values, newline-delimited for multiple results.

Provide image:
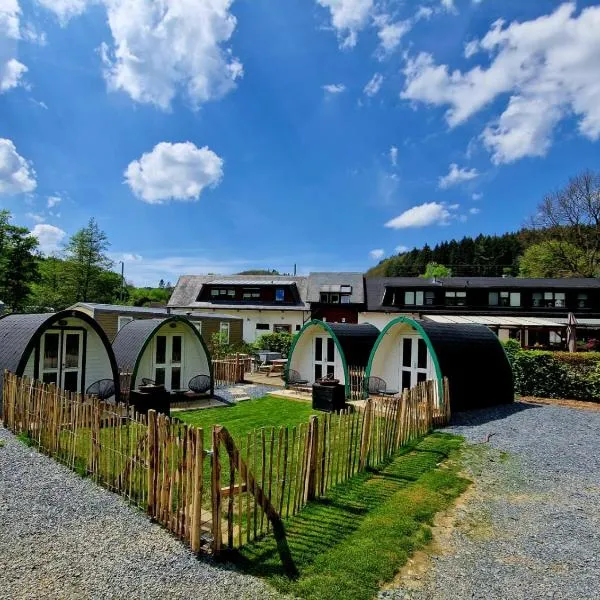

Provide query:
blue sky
left=1, top=0, right=599, bottom=285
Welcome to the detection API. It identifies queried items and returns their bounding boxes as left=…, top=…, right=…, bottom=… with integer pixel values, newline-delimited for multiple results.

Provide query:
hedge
left=503, top=340, right=600, bottom=402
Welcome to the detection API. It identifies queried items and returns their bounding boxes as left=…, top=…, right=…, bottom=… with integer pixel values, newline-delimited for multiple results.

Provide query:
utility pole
left=119, top=260, right=125, bottom=302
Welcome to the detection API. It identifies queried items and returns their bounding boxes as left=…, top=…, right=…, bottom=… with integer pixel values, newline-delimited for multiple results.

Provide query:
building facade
left=360, top=277, right=600, bottom=349
left=168, top=276, right=311, bottom=343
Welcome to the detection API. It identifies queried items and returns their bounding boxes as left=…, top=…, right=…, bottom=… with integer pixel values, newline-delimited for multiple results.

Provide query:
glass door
left=400, top=336, right=431, bottom=390
left=40, top=331, right=61, bottom=386
left=314, top=336, right=335, bottom=381
left=62, top=331, right=83, bottom=392
left=39, top=330, right=84, bottom=392
left=154, top=334, right=184, bottom=391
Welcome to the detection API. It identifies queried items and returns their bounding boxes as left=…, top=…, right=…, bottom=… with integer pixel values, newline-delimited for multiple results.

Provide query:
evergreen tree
left=63, top=218, right=112, bottom=303
left=0, top=210, right=39, bottom=311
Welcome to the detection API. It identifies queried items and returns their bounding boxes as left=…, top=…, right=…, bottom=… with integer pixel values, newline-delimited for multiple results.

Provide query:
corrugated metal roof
left=423, top=314, right=564, bottom=327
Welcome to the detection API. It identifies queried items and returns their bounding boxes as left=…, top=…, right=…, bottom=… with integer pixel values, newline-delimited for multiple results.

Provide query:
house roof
left=72, top=303, right=242, bottom=321
left=365, top=277, right=600, bottom=310
left=168, top=275, right=309, bottom=309
left=306, top=272, right=365, bottom=304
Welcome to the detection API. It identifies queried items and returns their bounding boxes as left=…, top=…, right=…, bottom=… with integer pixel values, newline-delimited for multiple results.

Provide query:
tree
left=0, top=210, right=39, bottom=311
left=531, top=170, right=600, bottom=277
left=420, top=262, right=452, bottom=279
left=30, top=256, right=68, bottom=310
left=158, top=279, right=165, bottom=289
left=63, top=218, right=113, bottom=303
left=519, top=241, right=588, bottom=278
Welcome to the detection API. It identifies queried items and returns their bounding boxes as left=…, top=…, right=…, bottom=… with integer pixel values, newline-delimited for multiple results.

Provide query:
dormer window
left=210, top=288, right=235, bottom=299
left=445, top=291, right=467, bottom=306
left=404, top=291, right=435, bottom=306
left=489, top=291, right=521, bottom=307
left=577, top=293, right=589, bottom=309
left=242, top=288, right=260, bottom=300
left=319, top=285, right=352, bottom=304
left=275, top=288, right=285, bottom=302
left=532, top=292, right=565, bottom=308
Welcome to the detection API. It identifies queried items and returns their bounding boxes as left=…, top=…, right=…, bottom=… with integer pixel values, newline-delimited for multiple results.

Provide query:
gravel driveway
left=382, top=401, right=600, bottom=600
left=0, top=427, right=282, bottom=600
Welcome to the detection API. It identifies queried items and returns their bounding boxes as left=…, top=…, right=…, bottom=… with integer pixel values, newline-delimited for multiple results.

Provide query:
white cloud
left=369, top=248, right=385, bottom=260
left=47, top=195, right=61, bottom=208
left=385, top=202, right=455, bottom=229
left=415, top=6, right=433, bottom=20
left=469, top=207, right=480, bottom=214
left=402, top=3, right=600, bottom=164
left=1, top=57, right=26, bottom=91
left=363, top=73, right=383, bottom=97
left=323, top=83, right=346, bottom=94
left=472, top=192, right=483, bottom=200
left=375, top=17, right=411, bottom=54
left=1, top=0, right=28, bottom=93
left=31, top=223, right=66, bottom=255
left=125, top=141, right=224, bottom=204
left=37, top=0, right=242, bottom=110
left=389, top=145, right=398, bottom=167
left=316, top=0, right=374, bottom=48
left=439, top=163, right=479, bottom=188
left=0, top=138, right=36, bottom=194
left=118, top=252, right=143, bottom=262
left=25, top=212, right=44, bottom=223
left=35, top=0, right=90, bottom=24
left=440, top=0, right=457, bottom=14
left=395, top=245, right=409, bottom=253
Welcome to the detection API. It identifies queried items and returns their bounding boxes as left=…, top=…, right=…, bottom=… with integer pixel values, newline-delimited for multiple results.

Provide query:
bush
left=254, top=332, right=293, bottom=356
left=503, top=342, right=600, bottom=402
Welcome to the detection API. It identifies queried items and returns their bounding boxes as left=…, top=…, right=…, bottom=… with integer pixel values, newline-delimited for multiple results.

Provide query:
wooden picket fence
left=211, top=354, right=252, bottom=386
left=348, top=365, right=367, bottom=400
left=1, top=370, right=450, bottom=563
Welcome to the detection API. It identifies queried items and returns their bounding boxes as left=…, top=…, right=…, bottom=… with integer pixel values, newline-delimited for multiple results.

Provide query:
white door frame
left=399, top=335, right=433, bottom=390
left=153, top=333, right=184, bottom=391
left=314, top=335, right=335, bottom=381
left=39, top=329, right=84, bottom=392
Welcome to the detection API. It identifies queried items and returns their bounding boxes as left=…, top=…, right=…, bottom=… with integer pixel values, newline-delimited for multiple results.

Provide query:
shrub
left=503, top=342, right=600, bottom=402
left=254, top=332, right=294, bottom=356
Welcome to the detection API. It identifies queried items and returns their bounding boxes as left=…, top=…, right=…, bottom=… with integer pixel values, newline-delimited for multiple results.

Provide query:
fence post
left=211, top=426, right=222, bottom=555
left=190, top=427, right=203, bottom=553
left=359, top=400, right=372, bottom=470
left=147, top=409, right=157, bottom=518
left=305, top=415, right=319, bottom=501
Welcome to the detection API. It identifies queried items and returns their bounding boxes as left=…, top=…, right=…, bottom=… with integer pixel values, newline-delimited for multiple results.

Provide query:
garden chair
left=365, top=376, right=398, bottom=397
left=86, top=379, right=116, bottom=402
left=285, top=369, right=309, bottom=389
left=187, top=374, right=211, bottom=395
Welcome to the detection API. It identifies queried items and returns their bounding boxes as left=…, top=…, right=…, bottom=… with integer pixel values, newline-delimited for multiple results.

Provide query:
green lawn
left=175, top=396, right=315, bottom=437
left=229, top=432, right=470, bottom=600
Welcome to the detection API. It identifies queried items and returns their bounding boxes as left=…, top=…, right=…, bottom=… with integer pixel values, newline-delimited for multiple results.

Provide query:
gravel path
left=0, top=427, right=282, bottom=600
left=382, top=401, right=600, bottom=600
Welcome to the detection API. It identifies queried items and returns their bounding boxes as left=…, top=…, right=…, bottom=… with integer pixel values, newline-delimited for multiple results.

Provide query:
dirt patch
left=382, top=476, right=477, bottom=591
left=520, top=396, right=600, bottom=412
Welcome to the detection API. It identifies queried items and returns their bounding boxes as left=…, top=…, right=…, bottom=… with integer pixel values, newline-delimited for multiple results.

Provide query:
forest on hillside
left=367, top=170, right=600, bottom=279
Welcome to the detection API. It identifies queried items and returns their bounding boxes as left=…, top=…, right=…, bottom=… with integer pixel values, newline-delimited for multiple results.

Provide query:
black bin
left=312, top=382, right=346, bottom=412
left=130, top=385, right=171, bottom=416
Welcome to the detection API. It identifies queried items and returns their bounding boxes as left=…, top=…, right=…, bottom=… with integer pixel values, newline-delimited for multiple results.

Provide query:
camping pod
left=0, top=309, right=120, bottom=412
left=112, top=316, right=213, bottom=398
left=286, top=320, right=380, bottom=398
left=366, top=317, right=513, bottom=412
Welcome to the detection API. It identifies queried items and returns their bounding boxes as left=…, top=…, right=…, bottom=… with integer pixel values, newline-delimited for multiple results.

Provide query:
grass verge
left=229, top=432, right=470, bottom=600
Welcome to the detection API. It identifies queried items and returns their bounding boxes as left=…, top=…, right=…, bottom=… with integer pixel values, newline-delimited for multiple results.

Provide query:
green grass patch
left=16, top=432, right=35, bottom=447
left=176, top=395, right=315, bottom=436
left=230, top=432, right=470, bottom=600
